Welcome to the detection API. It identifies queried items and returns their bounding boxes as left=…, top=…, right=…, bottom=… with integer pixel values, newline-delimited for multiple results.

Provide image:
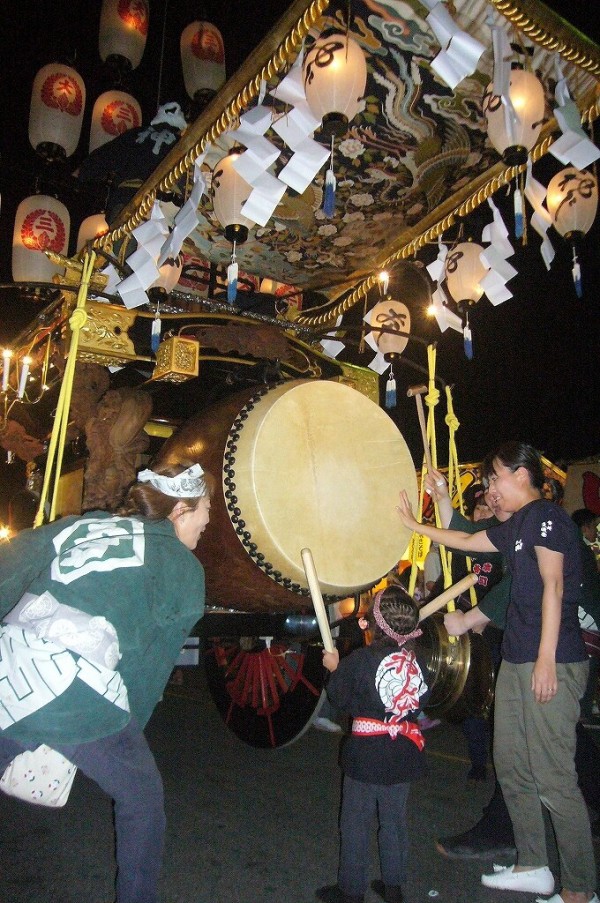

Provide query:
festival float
left=1, top=0, right=598, bottom=746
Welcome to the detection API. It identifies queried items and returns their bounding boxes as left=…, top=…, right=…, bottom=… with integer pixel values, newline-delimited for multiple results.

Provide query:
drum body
left=156, top=379, right=418, bottom=612
left=418, top=612, right=495, bottom=721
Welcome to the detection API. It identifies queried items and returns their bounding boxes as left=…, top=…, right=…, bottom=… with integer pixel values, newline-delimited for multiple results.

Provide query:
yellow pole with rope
left=445, top=385, right=478, bottom=608
left=408, top=344, right=442, bottom=598
left=34, top=250, right=96, bottom=526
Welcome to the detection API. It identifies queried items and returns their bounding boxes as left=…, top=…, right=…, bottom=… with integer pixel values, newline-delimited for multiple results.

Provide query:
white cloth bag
left=0, top=744, right=77, bottom=807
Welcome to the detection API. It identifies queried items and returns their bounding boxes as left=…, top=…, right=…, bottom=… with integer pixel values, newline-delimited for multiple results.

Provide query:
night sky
left=0, top=0, right=598, bottom=520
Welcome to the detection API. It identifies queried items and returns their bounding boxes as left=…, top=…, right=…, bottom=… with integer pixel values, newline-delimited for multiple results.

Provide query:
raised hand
left=425, top=467, right=449, bottom=501
left=396, top=490, right=419, bottom=530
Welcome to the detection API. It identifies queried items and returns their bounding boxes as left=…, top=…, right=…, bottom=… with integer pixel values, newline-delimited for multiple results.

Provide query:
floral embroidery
left=540, top=520, right=553, bottom=538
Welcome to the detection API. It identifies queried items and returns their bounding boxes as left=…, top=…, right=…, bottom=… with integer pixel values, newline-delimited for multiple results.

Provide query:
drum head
left=228, top=380, right=417, bottom=595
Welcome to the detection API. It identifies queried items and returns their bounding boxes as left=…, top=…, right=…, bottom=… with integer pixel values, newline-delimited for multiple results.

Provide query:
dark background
left=0, top=0, right=598, bottom=519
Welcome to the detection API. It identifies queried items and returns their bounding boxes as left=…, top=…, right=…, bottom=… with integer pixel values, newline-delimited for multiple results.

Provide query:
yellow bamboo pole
left=34, top=250, right=96, bottom=526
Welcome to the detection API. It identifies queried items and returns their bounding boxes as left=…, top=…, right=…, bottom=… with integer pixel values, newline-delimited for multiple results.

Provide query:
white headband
left=137, top=464, right=206, bottom=498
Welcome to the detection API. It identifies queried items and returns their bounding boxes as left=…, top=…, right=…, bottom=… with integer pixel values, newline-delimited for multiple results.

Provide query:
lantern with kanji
left=89, top=90, right=142, bottom=152
left=303, top=31, right=367, bottom=137
left=12, top=194, right=70, bottom=283
left=180, top=20, right=226, bottom=109
left=483, top=68, right=545, bottom=166
left=28, top=63, right=86, bottom=162
left=99, top=0, right=149, bottom=72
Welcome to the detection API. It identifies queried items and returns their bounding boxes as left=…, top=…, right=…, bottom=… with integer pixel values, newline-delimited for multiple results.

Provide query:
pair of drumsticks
left=301, top=547, right=477, bottom=652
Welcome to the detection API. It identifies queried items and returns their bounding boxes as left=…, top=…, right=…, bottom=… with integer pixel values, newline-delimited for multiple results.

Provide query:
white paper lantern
left=76, top=213, right=109, bottom=251
left=445, top=241, right=488, bottom=305
left=370, top=299, right=411, bottom=360
left=484, top=68, right=545, bottom=165
left=150, top=256, right=183, bottom=294
left=12, top=195, right=70, bottom=283
left=211, top=151, right=255, bottom=245
left=303, top=32, right=367, bottom=137
left=99, top=0, right=149, bottom=71
left=546, top=167, right=598, bottom=239
left=180, top=21, right=226, bottom=103
left=89, top=90, right=142, bottom=152
left=28, top=63, right=86, bottom=161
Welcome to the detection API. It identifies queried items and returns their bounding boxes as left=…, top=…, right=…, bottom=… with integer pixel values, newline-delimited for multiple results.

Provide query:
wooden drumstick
left=301, top=548, right=335, bottom=653
left=407, top=384, right=432, bottom=474
left=418, top=572, right=479, bottom=622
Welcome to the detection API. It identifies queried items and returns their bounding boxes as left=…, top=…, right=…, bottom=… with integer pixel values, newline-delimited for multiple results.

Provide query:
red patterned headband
left=373, top=590, right=422, bottom=646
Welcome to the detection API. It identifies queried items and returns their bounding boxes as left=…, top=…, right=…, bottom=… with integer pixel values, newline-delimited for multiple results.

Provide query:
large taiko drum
left=156, top=379, right=418, bottom=612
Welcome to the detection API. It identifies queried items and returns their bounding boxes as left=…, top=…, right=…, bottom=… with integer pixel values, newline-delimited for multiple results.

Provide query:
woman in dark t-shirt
left=396, top=442, right=596, bottom=903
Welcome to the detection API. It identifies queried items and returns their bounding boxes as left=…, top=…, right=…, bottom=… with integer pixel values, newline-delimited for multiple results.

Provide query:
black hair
left=572, top=508, right=598, bottom=530
left=463, top=482, right=485, bottom=518
left=368, top=584, right=420, bottom=648
left=480, top=441, right=544, bottom=491
left=542, top=478, right=564, bottom=504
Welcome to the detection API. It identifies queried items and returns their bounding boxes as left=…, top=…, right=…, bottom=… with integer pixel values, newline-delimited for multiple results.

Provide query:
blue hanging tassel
left=463, top=322, right=473, bottom=360
left=572, top=246, right=583, bottom=299
left=322, top=137, right=336, bottom=219
left=514, top=188, right=524, bottom=240
left=227, top=243, right=238, bottom=304
left=385, top=365, right=397, bottom=409
left=323, top=167, right=337, bottom=218
left=151, top=308, right=161, bottom=354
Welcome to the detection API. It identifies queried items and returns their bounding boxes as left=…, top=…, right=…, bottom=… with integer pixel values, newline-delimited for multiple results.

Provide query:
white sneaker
left=481, top=864, right=554, bottom=894
left=313, top=717, right=343, bottom=733
left=537, top=896, right=600, bottom=903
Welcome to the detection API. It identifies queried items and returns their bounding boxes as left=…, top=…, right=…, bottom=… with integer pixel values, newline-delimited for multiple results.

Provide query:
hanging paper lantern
left=546, top=167, right=598, bottom=239
left=76, top=213, right=109, bottom=251
left=148, top=256, right=184, bottom=350
left=370, top=298, right=411, bottom=360
left=444, top=241, right=488, bottom=305
left=211, top=150, right=255, bottom=245
left=546, top=167, right=598, bottom=298
left=303, top=31, right=367, bottom=137
left=445, top=241, right=489, bottom=359
left=483, top=68, right=545, bottom=166
left=150, top=256, right=183, bottom=294
left=12, top=195, right=70, bottom=283
left=180, top=20, right=226, bottom=106
left=28, top=63, right=86, bottom=162
left=89, top=90, right=142, bottom=152
left=99, top=0, right=149, bottom=72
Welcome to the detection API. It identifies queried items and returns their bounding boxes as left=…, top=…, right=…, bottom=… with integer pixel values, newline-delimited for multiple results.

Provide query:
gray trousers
left=494, top=659, right=596, bottom=893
